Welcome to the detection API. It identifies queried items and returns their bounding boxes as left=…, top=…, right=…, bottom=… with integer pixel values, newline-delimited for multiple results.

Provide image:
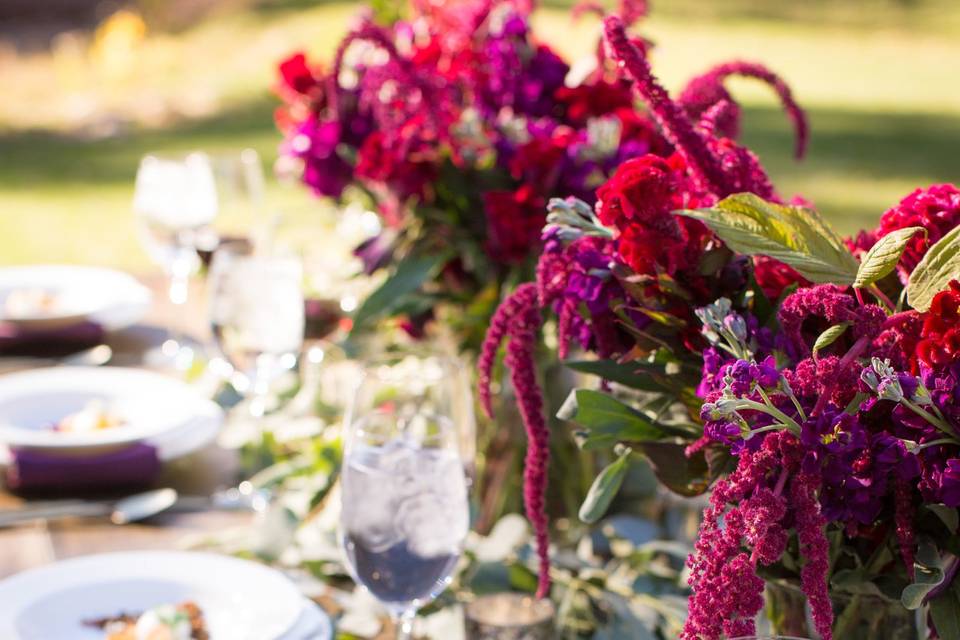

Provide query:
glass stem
left=396, top=609, right=416, bottom=640
left=248, top=369, right=270, bottom=418
left=165, top=254, right=193, bottom=364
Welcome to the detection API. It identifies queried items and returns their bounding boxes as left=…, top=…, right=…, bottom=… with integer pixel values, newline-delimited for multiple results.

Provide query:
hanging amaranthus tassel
left=478, top=283, right=552, bottom=598
left=678, top=61, right=810, bottom=159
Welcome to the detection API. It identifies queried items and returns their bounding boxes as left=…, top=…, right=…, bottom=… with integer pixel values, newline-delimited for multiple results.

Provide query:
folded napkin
left=5, top=443, right=161, bottom=494
left=0, top=321, right=105, bottom=359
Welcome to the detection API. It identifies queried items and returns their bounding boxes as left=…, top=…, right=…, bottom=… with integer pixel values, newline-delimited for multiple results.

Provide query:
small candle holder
left=465, top=593, right=556, bottom=640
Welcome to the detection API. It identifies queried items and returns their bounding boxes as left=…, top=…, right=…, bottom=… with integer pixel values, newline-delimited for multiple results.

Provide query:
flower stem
left=903, top=399, right=958, bottom=439
left=738, top=399, right=802, bottom=435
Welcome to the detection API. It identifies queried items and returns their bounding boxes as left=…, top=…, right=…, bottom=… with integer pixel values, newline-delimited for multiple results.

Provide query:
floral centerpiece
left=273, top=0, right=805, bottom=348
left=482, top=12, right=960, bottom=640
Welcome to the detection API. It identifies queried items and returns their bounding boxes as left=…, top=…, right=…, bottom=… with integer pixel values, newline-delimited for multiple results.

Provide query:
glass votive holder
left=464, top=593, right=555, bottom=640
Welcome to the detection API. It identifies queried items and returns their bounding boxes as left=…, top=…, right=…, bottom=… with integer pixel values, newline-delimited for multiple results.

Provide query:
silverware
left=0, top=484, right=265, bottom=529
left=0, top=344, right=114, bottom=372
left=0, top=488, right=177, bottom=528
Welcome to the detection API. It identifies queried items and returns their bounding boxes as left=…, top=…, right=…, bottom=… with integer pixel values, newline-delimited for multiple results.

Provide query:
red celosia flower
left=596, top=154, right=711, bottom=276
left=778, top=285, right=886, bottom=357
left=876, top=184, right=960, bottom=276
left=482, top=185, right=546, bottom=264
left=869, top=311, right=922, bottom=371
left=753, top=255, right=810, bottom=300
left=916, top=280, right=960, bottom=369
left=278, top=52, right=319, bottom=96
left=355, top=128, right=438, bottom=202
left=554, top=80, right=635, bottom=127
left=596, top=155, right=678, bottom=227
left=509, top=129, right=573, bottom=186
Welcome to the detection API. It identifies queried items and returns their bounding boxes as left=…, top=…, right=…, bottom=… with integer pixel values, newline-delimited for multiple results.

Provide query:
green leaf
left=927, top=504, right=959, bottom=535
left=558, top=389, right=684, bottom=449
left=640, top=442, right=711, bottom=497
left=579, top=448, right=632, bottom=523
left=907, top=224, right=960, bottom=311
left=677, top=193, right=859, bottom=284
left=812, top=323, right=850, bottom=356
left=351, top=252, right=449, bottom=330
left=831, top=568, right=886, bottom=598
left=854, top=226, right=924, bottom=288
left=901, top=541, right=946, bottom=609
left=930, top=586, right=960, bottom=640
left=563, top=359, right=668, bottom=392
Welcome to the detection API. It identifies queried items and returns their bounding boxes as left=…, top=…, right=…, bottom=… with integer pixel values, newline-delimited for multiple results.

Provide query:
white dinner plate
left=0, top=265, right=151, bottom=331
left=0, top=367, right=224, bottom=450
left=0, top=551, right=305, bottom=640
left=282, top=598, right=334, bottom=640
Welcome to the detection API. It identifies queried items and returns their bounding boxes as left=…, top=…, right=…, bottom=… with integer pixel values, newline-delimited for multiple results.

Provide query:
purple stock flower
left=286, top=118, right=353, bottom=198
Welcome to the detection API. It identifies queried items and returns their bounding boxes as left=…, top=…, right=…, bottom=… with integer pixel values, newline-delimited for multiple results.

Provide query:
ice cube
left=394, top=450, right=469, bottom=558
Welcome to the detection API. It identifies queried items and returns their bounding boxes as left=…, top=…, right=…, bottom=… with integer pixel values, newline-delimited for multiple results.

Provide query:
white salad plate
left=0, top=367, right=223, bottom=451
left=0, top=551, right=315, bottom=639
left=0, top=265, right=151, bottom=332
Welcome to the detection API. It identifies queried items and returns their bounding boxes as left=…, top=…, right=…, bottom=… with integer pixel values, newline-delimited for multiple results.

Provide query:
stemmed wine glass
left=340, top=355, right=472, bottom=639
left=208, top=244, right=304, bottom=418
left=133, top=149, right=264, bottom=369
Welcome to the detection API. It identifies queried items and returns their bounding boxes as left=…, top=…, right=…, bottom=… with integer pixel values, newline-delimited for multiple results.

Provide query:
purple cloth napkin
left=0, top=321, right=105, bottom=359
left=5, top=443, right=161, bottom=494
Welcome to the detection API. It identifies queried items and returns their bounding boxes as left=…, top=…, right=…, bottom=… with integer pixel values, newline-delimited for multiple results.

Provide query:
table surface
left=0, top=275, right=253, bottom=579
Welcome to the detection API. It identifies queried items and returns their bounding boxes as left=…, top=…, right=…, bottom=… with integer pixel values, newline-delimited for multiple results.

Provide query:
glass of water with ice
left=340, top=355, right=471, bottom=639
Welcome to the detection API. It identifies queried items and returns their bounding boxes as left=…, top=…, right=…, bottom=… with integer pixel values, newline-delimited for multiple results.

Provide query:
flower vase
left=762, top=580, right=923, bottom=640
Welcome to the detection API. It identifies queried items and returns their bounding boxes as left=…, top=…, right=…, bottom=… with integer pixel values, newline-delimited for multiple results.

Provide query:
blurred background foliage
left=2, top=0, right=959, bottom=268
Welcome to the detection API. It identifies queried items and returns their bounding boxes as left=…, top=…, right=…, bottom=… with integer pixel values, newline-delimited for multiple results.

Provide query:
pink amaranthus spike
left=602, top=15, right=733, bottom=198
left=894, top=478, right=917, bottom=579
left=477, top=283, right=552, bottom=598
left=678, top=61, right=810, bottom=159
left=791, top=471, right=834, bottom=640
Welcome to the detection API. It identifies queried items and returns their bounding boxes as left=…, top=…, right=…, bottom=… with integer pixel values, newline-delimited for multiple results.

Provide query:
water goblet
left=340, top=355, right=471, bottom=639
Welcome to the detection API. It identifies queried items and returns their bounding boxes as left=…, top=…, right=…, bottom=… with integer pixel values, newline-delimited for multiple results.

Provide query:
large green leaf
left=906, top=225, right=960, bottom=311
left=351, top=252, right=449, bottom=330
left=579, top=447, right=632, bottom=523
left=902, top=541, right=947, bottom=609
left=564, top=359, right=668, bottom=392
left=926, top=504, right=959, bottom=535
left=931, top=585, right=960, bottom=640
left=639, top=442, right=711, bottom=496
left=558, top=389, right=686, bottom=449
left=853, top=226, right=924, bottom=288
left=677, top=193, right=859, bottom=284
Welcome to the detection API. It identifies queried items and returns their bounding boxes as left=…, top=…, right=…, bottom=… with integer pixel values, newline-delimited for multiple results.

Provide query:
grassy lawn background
left=2, top=0, right=959, bottom=269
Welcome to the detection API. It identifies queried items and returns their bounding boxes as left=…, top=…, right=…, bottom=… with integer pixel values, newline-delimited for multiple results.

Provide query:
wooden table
left=0, top=275, right=253, bottom=579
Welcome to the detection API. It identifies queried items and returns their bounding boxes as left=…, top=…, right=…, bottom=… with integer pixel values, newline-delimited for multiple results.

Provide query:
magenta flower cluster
left=481, top=10, right=960, bottom=640
left=479, top=10, right=811, bottom=601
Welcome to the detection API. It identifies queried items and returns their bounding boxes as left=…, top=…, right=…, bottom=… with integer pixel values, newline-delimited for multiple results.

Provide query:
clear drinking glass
left=133, top=149, right=264, bottom=369
left=340, top=355, right=471, bottom=639
left=208, top=246, right=304, bottom=417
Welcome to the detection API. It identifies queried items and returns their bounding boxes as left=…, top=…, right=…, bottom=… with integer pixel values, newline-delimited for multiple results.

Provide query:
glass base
left=142, top=337, right=198, bottom=372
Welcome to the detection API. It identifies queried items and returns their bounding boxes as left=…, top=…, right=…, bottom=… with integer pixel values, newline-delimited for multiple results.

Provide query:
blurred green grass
left=1, top=1, right=959, bottom=269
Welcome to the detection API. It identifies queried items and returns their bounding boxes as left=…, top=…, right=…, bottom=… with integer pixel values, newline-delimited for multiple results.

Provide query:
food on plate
left=53, top=400, right=124, bottom=433
left=86, top=601, right=209, bottom=640
left=2, top=288, right=63, bottom=318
